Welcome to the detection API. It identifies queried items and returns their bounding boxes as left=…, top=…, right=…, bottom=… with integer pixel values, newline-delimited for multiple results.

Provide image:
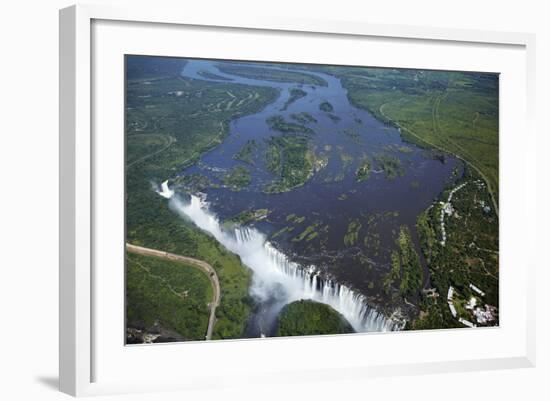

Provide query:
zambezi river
left=157, top=59, right=462, bottom=336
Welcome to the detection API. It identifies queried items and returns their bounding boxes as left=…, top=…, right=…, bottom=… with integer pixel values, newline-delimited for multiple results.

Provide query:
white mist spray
left=166, top=191, right=399, bottom=333
left=157, top=180, right=174, bottom=199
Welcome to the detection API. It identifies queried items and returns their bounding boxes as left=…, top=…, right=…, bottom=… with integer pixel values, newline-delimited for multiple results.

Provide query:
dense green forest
left=126, top=252, right=212, bottom=342
left=263, top=134, right=316, bottom=193
left=276, top=300, right=354, bottom=337
left=411, top=167, right=499, bottom=330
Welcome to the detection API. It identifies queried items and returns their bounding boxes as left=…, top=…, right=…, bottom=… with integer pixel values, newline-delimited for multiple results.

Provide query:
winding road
left=126, top=243, right=221, bottom=340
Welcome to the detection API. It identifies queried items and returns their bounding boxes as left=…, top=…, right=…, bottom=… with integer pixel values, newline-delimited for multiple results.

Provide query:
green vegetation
left=292, top=222, right=320, bottom=242
left=374, top=153, right=405, bottom=179
left=266, top=115, right=314, bottom=135
left=360, top=211, right=400, bottom=259
left=223, top=209, right=269, bottom=228
left=271, top=225, right=295, bottom=239
left=197, top=70, right=233, bottom=81
left=281, top=88, right=307, bottom=111
left=126, top=134, right=174, bottom=166
left=125, top=56, right=279, bottom=340
left=383, top=226, right=423, bottom=298
left=290, top=112, right=317, bottom=124
left=264, top=134, right=316, bottom=193
left=286, top=213, right=306, bottom=224
left=319, top=101, right=334, bottom=112
left=233, top=139, right=257, bottom=165
left=424, top=149, right=447, bottom=163
left=383, top=143, right=414, bottom=154
left=397, top=145, right=414, bottom=153
left=265, top=137, right=282, bottom=175
left=126, top=69, right=278, bottom=173
left=396, top=226, right=423, bottom=297
left=323, top=147, right=354, bottom=183
left=344, top=219, right=362, bottom=246
left=411, top=167, right=498, bottom=330
left=223, top=166, right=251, bottom=191
left=217, top=64, right=327, bottom=86
left=276, top=300, right=354, bottom=336
left=356, top=156, right=372, bottom=182
left=339, top=149, right=354, bottom=172
left=126, top=252, right=212, bottom=341
left=173, top=173, right=218, bottom=193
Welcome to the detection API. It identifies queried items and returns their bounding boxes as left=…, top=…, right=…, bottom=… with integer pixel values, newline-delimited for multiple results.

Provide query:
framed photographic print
left=59, top=4, right=536, bottom=397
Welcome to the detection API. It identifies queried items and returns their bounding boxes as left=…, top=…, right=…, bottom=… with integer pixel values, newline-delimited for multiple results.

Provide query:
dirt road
left=126, top=243, right=221, bottom=340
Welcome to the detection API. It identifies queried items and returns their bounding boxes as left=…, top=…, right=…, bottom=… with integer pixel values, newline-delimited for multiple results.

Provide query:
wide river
left=167, top=59, right=462, bottom=336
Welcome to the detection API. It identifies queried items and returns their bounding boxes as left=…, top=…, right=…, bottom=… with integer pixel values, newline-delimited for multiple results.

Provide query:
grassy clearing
left=126, top=252, right=212, bottom=341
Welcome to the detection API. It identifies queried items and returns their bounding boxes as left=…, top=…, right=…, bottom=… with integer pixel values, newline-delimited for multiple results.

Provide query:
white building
left=443, top=202, right=454, bottom=215
left=459, top=318, right=476, bottom=328
left=469, top=283, right=485, bottom=297
left=465, top=296, right=477, bottom=310
left=448, top=302, right=457, bottom=318
left=447, top=286, right=454, bottom=301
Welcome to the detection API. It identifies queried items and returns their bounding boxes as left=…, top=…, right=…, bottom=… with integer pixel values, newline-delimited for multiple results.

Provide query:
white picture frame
left=59, top=3, right=536, bottom=397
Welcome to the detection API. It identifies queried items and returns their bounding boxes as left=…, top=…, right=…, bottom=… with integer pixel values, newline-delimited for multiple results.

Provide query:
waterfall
left=157, top=180, right=174, bottom=199
left=167, top=191, right=399, bottom=333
